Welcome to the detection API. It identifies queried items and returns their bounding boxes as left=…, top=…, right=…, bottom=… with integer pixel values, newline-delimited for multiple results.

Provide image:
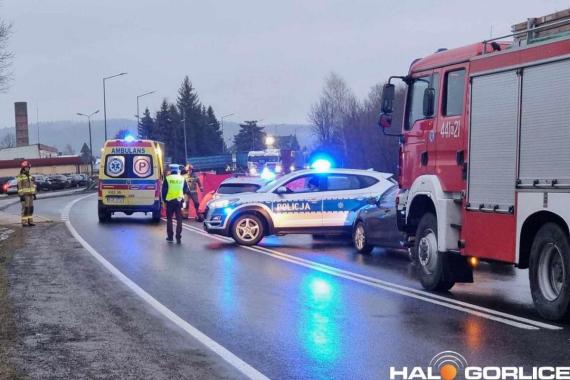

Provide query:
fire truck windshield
left=405, top=77, right=429, bottom=130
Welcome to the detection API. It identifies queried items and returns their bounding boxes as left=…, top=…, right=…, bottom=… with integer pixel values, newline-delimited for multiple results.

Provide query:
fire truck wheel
left=529, top=223, right=570, bottom=321
left=231, top=213, right=265, bottom=246
left=414, top=213, right=455, bottom=291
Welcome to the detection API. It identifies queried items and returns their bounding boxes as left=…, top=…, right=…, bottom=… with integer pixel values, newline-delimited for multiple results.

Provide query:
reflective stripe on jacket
left=17, top=174, right=36, bottom=196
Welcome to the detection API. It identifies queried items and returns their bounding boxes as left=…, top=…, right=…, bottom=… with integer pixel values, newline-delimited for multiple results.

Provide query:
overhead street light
left=77, top=109, right=100, bottom=175
left=220, top=113, right=234, bottom=153
left=136, top=90, right=156, bottom=132
left=102, top=72, right=127, bottom=141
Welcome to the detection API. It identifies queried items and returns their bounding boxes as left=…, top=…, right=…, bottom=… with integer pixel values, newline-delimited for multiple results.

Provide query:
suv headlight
left=209, top=198, right=239, bottom=209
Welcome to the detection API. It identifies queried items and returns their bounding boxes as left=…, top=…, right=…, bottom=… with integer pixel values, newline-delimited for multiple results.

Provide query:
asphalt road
left=9, top=194, right=570, bottom=379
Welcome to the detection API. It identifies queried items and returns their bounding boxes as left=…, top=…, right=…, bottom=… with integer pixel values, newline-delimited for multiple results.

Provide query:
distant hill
left=0, top=119, right=315, bottom=156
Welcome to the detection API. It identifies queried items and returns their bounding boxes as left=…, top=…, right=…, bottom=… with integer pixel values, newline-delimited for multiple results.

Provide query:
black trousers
left=166, top=199, right=183, bottom=240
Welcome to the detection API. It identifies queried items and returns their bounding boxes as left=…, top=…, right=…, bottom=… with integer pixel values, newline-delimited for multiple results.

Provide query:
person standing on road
left=17, top=160, right=37, bottom=227
left=162, top=166, right=189, bottom=244
left=184, top=164, right=204, bottom=222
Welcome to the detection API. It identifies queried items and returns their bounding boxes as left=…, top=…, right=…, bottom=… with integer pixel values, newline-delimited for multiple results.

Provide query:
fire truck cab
left=380, top=10, right=570, bottom=321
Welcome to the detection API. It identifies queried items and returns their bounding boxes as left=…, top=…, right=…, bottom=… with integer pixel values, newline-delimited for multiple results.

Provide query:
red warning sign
left=133, top=156, right=151, bottom=177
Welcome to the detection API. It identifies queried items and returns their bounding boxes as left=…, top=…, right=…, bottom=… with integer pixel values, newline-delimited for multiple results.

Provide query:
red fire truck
left=380, top=9, right=570, bottom=320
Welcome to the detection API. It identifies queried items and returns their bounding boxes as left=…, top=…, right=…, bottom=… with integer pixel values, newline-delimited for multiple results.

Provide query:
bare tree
left=308, top=72, right=405, bottom=171
left=308, top=72, right=357, bottom=163
left=0, top=17, right=12, bottom=93
left=0, top=132, right=15, bottom=148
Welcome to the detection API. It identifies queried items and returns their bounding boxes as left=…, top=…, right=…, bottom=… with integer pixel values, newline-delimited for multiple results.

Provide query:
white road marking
left=64, top=195, right=269, bottom=380
left=180, top=222, right=562, bottom=331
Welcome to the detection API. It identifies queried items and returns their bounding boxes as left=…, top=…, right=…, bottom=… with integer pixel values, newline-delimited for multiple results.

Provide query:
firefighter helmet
left=20, top=160, right=31, bottom=169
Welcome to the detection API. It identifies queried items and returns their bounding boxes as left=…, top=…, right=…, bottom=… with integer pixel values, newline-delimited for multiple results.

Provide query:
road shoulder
left=0, top=221, right=242, bottom=379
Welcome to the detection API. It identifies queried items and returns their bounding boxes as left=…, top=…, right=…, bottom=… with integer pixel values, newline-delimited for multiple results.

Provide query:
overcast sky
left=0, top=0, right=568, bottom=128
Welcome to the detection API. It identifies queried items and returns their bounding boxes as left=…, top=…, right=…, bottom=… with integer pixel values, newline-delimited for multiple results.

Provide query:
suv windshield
left=218, top=183, right=261, bottom=194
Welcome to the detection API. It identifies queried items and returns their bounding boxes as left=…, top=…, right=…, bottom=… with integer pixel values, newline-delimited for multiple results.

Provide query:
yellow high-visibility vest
left=165, top=174, right=185, bottom=201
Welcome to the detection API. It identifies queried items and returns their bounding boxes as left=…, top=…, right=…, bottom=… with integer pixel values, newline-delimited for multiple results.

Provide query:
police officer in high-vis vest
left=17, top=160, right=37, bottom=227
left=161, top=165, right=189, bottom=243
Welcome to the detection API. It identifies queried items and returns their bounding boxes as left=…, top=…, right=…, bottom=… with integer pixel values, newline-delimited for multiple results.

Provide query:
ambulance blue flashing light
left=124, top=134, right=136, bottom=142
left=311, top=158, right=332, bottom=172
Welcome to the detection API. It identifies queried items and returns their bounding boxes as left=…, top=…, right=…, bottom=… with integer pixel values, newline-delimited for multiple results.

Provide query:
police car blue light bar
left=311, top=158, right=332, bottom=172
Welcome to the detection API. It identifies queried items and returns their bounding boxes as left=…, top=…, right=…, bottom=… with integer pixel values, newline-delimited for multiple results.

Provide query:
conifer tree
left=233, top=121, right=266, bottom=152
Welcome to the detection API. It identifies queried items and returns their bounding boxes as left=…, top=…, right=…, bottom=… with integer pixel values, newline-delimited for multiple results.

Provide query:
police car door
left=321, top=173, right=369, bottom=227
left=271, top=174, right=324, bottom=228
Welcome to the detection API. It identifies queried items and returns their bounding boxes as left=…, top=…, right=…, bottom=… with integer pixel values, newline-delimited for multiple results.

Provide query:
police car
left=204, top=168, right=396, bottom=245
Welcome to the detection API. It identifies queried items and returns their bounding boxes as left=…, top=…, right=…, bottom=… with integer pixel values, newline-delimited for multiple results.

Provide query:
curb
left=0, top=189, right=96, bottom=211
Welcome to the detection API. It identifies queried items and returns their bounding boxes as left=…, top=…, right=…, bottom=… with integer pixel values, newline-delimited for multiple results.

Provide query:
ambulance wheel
left=414, top=213, right=455, bottom=291
left=231, top=214, right=264, bottom=246
left=353, top=222, right=373, bottom=255
left=98, top=209, right=111, bottom=223
left=529, top=223, right=570, bottom=321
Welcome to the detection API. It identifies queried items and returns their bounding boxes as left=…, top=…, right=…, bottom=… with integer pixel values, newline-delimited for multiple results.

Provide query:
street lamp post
left=103, top=72, right=127, bottom=141
left=220, top=113, right=234, bottom=153
left=77, top=110, right=100, bottom=175
left=136, top=90, right=156, bottom=134
left=181, top=109, right=188, bottom=162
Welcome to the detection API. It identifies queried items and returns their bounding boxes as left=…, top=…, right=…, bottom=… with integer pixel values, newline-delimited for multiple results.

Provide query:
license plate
left=106, top=196, right=125, bottom=204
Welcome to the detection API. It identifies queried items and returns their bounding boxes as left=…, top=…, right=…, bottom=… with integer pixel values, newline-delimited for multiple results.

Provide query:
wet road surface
left=10, top=194, right=570, bottom=379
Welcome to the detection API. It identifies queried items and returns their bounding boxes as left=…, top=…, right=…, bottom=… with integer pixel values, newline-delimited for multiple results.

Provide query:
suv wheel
left=353, top=221, right=373, bottom=254
left=231, top=214, right=264, bottom=246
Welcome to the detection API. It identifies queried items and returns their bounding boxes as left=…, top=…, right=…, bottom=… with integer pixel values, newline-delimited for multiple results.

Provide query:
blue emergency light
left=311, top=158, right=332, bottom=172
left=124, top=134, right=136, bottom=142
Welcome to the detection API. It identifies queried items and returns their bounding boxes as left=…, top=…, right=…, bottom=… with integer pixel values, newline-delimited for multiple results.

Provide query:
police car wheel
left=353, top=222, right=373, bottom=255
left=232, top=214, right=264, bottom=246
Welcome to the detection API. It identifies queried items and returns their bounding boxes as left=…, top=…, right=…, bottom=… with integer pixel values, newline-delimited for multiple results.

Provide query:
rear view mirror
left=378, top=113, right=392, bottom=129
left=423, top=87, right=435, bottom=118
left=276, top=186, right=287, bottom=194
left=367, top=197, right=379, bottom=205
left=381, top=83, right=395, bottom=114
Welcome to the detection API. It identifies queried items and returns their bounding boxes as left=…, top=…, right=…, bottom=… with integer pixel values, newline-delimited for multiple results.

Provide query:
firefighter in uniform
left=162, top=166, right=189, bottom=243
left=184, top=164, right=204, bottom=221
left=17, top=160, right=37, bottom=227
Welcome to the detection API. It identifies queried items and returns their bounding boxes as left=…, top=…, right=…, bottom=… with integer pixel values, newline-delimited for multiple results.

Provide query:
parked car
left=32, top=175, right=52, bottom=191
left=0, top=176, right=14, bottom=194
left=48, top=175, right=68, bottom=190
left=4, top=178, right=18, bottom=195
left=77, top=174, right=90, bottom=186
left=352, top=185, right=404, bottom=254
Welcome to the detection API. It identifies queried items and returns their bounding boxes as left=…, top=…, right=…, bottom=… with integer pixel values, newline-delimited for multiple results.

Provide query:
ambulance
left=98, top=138, right=164, bottom=223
